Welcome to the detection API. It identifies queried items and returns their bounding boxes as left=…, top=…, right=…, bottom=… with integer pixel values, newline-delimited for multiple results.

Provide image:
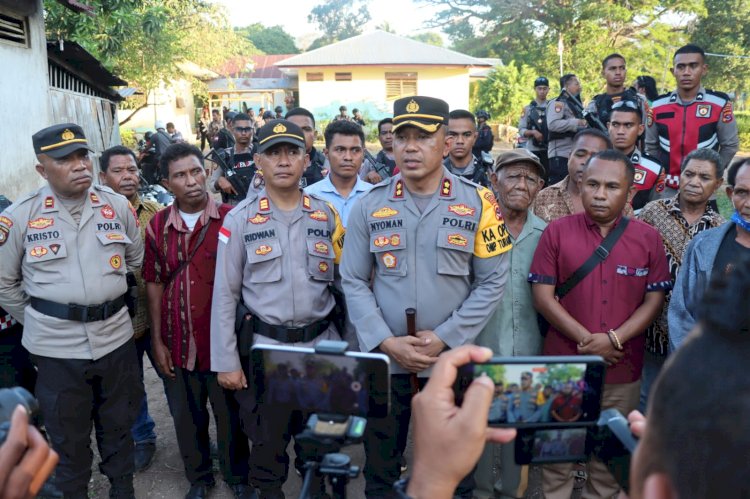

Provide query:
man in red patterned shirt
left=143, top=143, right=254, bottom=499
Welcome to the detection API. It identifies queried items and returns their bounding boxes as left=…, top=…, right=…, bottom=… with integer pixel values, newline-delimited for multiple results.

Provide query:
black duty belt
left=30, top=295, right=126, bottom=323
left=252, top=314, right=331, bottom=343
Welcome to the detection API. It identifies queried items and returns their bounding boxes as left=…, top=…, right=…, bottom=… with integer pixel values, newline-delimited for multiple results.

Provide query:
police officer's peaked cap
left=493, top=148, right=546, bottom=179
left=392, top=96, right=449, bottom=133
left=534, top=77, right=550, bottom=88
left=32, top=123, right=93, bottom=159
left=256, top=119, right=306, bottom=153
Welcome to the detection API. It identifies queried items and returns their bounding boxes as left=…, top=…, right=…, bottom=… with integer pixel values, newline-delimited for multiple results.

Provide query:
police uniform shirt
left=442, top=156, right=490, bottom=187
left=0, top=185, right=143, bottom=360
left=546, top=96, right=582, bottom=159
left=210, top=190, right=345, bottom=373
left=518, top=100, right=548, bottom=152
left=341, top=170, right=512, bottom=375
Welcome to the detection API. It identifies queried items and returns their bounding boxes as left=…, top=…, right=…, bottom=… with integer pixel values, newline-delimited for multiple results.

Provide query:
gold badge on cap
left=61, top=129, right=75, bottom=141
left=405, top=99, right=420, bottom=113
left=273, top=123, right=287, bottom=133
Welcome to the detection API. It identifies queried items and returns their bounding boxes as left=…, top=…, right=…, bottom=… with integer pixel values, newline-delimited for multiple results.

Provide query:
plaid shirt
left=637, top=195, right=725, bottom=354
left=142, top=198, right=231, bottom=371
left=533, top=176, right=634, bottom=223
left=131, top=195, right=162, bottom=338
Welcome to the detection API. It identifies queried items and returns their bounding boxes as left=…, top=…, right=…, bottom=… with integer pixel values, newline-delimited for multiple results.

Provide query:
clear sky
left=213, top=0, right=445, bottom=44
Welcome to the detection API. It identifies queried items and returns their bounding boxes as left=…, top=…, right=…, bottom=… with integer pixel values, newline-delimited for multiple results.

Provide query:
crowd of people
left=0, top=41, right=747, bottom=499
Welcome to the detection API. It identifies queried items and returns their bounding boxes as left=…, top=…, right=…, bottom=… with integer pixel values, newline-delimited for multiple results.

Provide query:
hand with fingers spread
left=0, top=406, right=59, bottom=499
left=380, top=336, right=438, bottom=373
left=407, top=346, right=517, bottom=499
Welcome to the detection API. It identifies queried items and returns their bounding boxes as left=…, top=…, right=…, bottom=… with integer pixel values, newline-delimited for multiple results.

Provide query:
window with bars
left=0, top=11, right=28, bottom=48
left=385, top=72, right=417, bottom=100
left=335, top=72, right=352, bottom=81
left=306, top=72, right=323, bottom=82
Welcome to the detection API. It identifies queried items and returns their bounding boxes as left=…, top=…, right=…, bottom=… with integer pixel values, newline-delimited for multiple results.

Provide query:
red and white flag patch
left=218, top=226, right=231, bottom=244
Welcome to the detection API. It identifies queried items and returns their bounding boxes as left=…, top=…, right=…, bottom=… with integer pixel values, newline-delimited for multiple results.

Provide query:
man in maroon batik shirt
left=529, top=149, right=670, bottom=498
left=143, top=143, right=254, bottom=499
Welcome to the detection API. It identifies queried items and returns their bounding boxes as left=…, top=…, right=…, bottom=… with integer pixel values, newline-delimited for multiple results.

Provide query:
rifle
left=364, top=150, right=392, bottom=180
left=561, top=90, right=608, bottom=133
left=205, top=147, right=249, bottom=201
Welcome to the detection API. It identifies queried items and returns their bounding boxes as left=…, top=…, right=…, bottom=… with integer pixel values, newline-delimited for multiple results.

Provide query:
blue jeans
left=131, top=332, right=157, bottom=444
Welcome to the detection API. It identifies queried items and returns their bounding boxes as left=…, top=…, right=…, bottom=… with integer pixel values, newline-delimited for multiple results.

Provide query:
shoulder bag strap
left=555, top=217, right=630, bottom=299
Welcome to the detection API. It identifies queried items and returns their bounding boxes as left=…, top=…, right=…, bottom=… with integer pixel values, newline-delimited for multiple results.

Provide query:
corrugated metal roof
left=275, top=31, right=491, bottom=68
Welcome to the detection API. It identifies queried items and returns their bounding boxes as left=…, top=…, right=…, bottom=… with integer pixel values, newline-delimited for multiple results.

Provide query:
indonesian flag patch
left=218, top=226, right=231, bottom=244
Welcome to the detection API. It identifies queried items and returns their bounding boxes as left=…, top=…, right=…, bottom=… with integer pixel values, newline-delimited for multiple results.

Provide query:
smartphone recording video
left=515, top=427, right=590, bottom=464
left=455, top=356, right=605, bottom=427
left=251, top=344, right=390, bottom=418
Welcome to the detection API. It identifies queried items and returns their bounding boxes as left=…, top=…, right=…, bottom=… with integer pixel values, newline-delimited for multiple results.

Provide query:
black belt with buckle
left=30, top=295, right=127, bottom=323
left=252, top=314, right=332, bottom=343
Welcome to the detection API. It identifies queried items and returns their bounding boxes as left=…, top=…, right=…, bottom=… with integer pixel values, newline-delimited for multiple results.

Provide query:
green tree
left=475, top=364, right=507, bottom=386
left=536, top=364, right=585, bottom=387
left=410, top=32, right=444, bottom=47
left=475, top=62, right=538, bottom=125
left=307, top=0, right=371, bottom=50
left=419, top=0, right=703, bottom=96
left=235, top=24, right=299, bottom=55
left=690, top=0, right=750, bottom=98
left=44, top=0, right=257, bottom=124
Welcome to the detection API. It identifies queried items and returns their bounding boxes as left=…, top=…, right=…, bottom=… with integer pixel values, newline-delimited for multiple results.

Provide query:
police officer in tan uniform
left=210, top=119, right=345, bottom=498
left=0, top=124, right=144, bottom=499
left=341, top=96, right=512, bottom=497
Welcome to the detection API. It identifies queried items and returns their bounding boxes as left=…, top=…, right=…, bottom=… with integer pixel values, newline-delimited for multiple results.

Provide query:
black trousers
left=532, top=149, right=549, bottom=182
left=364, top=374, right=475, bottom=498
left=34, top=340, right=142, bottom=493
left=547, top=156, right=569, bottom=186
left=164, top=366, right=250, bottom=486
left=0, top=323, right=37, bottom=393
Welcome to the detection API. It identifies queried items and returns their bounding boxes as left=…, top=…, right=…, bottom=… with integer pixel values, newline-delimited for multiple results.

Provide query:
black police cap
left=392, top=96, right=449, bottom=133
left=534, top=77, right=549, bottom=88
left=256, top=119, right=306, bottom=153
left=32, top=123, right=93, bottom=159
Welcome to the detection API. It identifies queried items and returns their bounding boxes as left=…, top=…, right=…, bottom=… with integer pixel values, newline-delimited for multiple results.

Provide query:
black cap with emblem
left=32, top=123, right=93, bottom=159
left=256, top=119, right=306, bottom=153
left=392, top=96, right=449, bottom=133
left=534, top=77, right=549, bottom=87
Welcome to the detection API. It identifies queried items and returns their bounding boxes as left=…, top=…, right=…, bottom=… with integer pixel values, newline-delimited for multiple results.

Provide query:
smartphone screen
left=515, top=427, right=591, bottom=464
left=251, top=344, right=390, bottom=418
left=455, top=356, right=605, bottom=427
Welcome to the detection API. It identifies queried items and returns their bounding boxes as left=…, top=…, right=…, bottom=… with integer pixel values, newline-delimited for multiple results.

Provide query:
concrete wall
left=0, top=0, right=51, bottom=200
left=296, top=66, right=471, bottom=122
left=119, top=79, right=196, bottom=138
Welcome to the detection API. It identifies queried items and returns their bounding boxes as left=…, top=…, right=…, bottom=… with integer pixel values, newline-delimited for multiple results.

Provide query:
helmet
left=476, top=110, right=491, bottom=120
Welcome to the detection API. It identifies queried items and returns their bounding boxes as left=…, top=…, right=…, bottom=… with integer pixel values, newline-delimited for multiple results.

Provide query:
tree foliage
left=419, top=0, right=706, bottom=105
left=410, top=32, right=444, bottom=47
left=307, top=0, right=371, bottom=50
left=235, top=24, right=299, bottom=55
left=476, top=62, right=539, bottom=125
left=689, top=0, right=750, bottom=99
left=44, top=0, right=257, bottom=122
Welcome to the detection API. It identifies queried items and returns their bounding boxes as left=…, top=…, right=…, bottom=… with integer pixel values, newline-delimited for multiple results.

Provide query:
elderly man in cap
left=341, top=96, right=512, bottom=497
left=210, top=119, right=345, bottom=498
left=0, top=124, right=144, bottom=498
left=473, top=148, right=547, bottom=498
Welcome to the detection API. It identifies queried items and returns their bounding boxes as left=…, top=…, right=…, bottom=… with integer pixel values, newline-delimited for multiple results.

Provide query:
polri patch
left=696, top=104, right=711, bottom=118
left=109, top=255, right=122, bottom=269
left=382, top=252, right=397, bottom=268
left=101, top=205, right=115, bottom=220
left=30, top=246, right=48, bottom=258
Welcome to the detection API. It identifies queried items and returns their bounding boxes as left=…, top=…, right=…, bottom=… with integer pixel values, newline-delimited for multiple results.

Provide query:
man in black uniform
left=285, top=107, right=326, bottom=187
left=210, top=112, right=259, bottom=206
left=216, top=112, right=237, bottom=150
left=361, top=118, right=397, bottom=184
left=518, top=77, right=550, bottom=175
left=472, top=110, right=494, bottom=159
left=444, top=109, right=491, bottom=187
left=585, top=54, right=645, bottom=128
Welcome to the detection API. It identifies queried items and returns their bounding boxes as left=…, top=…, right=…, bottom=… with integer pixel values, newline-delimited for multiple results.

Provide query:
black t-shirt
left=712, top=225, right=750, bottom=279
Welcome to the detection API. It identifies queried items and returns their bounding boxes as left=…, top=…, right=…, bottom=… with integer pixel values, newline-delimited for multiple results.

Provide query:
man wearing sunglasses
left=608, top=100, right=665, bottom=212
left=210, top=113, right=261, bottom=205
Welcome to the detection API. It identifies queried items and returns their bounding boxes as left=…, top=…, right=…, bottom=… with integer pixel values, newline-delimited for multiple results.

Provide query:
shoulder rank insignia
left=372, top=207, right=399, bottom=219
left=259, top=197, right=270, bottom=212
left=394, top=180, right=404, bottom=199
left=44, top=196, right=54, bottom=209
left=440, top=178, right=452, bottom=197
left=90, top=192, right=100, bottom=204
left=302, top=196, right=311, bottom=210
left=0, top=216, right=13, bottom=228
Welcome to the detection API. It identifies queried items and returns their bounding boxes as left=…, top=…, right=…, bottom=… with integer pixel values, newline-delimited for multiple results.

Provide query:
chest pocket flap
left=436, top=227, right=474, bottom=276
left=245, top=236, right=282, bottom=283
left=25, top=241, right=68, bottom=263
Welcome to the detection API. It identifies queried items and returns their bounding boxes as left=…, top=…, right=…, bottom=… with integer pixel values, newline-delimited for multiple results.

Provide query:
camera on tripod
left=251, top=341, right=390, bottom=499
left=0, top=387, right=39, bottom=446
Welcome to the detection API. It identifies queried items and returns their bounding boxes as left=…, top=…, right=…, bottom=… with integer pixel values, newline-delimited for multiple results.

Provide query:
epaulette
left=6, top=189, right=40, bottom=209
left=230, top=189, right=260, bottom=216
left=94, top=184, right=116, bottom=195
left=705, top=89, right=731, bottom=102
